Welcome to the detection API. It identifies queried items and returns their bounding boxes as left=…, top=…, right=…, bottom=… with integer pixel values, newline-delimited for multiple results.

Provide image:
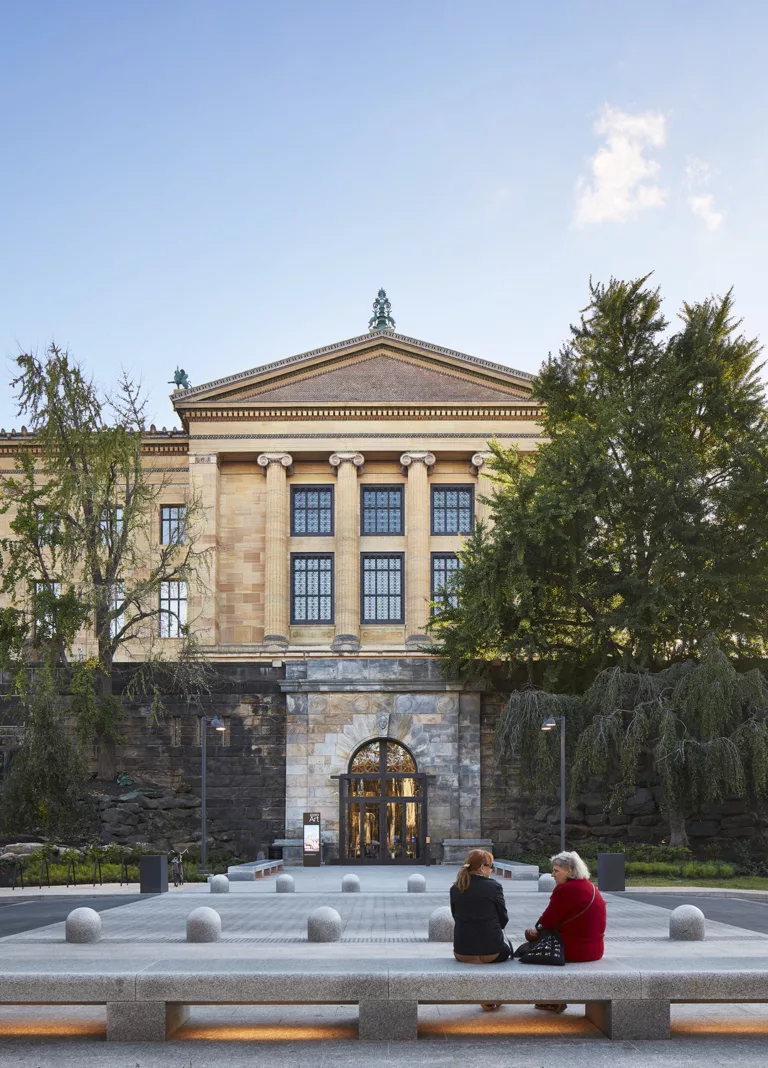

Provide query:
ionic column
left=257, top=452, right=293, bottom=645
left=400, top=451, right=435, bottom=645
left=471, top=452, right=495, bottom=528
left=189, top=453, right=220, bottom=645
left=329, top=451, right=364, bottom=651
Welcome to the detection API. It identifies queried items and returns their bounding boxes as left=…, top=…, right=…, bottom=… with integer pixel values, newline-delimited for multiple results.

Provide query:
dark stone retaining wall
left=479, top=694, right=768, bottom=860
left=4, top=662, right=768, bottom=861
left=104, top=664, right=286, bottom=857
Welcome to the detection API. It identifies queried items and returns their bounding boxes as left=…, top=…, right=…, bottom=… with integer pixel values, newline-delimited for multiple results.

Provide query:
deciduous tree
left=0, top=345, right=211, bottom=780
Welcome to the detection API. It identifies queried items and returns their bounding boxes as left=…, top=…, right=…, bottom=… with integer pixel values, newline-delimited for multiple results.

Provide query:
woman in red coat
left=522, top=851, right=607, bottom=1013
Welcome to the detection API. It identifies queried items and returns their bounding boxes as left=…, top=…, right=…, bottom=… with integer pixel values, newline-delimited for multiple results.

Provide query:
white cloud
left=575, top=105, right=667, bottom=225
left=685, top=158, right=723, bottom=230
left=688, top=194, right=723, bottom=231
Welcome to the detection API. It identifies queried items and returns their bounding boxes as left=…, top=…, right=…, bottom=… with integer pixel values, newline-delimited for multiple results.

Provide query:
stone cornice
left=0, top=430, right=189, bottom=458
left=171, top=330, right=535, bottom=403
left=181, top=403, right=543, bottom=422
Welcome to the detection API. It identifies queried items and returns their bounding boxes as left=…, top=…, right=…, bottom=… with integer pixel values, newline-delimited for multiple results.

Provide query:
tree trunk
left=97, top=732, right=117, bottom=781
left=95, top=654, right=118, bottom=782
left=667, top=809, right=689, bottom=848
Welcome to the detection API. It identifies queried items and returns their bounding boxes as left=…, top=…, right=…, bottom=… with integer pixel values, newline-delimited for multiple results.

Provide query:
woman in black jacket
left=449, top=849, right=512, bottom=964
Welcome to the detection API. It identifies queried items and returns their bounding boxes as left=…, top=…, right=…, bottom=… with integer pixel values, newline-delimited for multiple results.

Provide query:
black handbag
left=517, top=884, right=596, bottom=967
left=517, top=928, right=566, bottom=966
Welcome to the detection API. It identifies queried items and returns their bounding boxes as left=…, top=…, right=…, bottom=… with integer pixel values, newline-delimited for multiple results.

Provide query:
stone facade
left=282, top=658, right=481, bottom=860
left=9, top=311, right=762, bottom=862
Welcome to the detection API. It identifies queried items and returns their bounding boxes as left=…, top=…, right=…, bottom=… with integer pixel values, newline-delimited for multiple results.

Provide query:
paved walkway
left=3, top=868, right=768, bottom=1064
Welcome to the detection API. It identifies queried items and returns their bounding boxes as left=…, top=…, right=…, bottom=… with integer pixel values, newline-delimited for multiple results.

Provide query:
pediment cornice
left=172, top=331, right=535, bottom=414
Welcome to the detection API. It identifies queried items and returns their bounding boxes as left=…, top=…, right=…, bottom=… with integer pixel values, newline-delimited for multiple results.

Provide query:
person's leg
left=453, top=952, right=483, bottom=963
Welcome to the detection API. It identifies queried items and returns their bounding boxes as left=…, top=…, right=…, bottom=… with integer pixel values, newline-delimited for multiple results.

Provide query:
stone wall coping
left=5, top=958, right=768, bottom=1006
left=279, top=680, right=470, bottom=694
left=441, top=839, right=493, bottom=846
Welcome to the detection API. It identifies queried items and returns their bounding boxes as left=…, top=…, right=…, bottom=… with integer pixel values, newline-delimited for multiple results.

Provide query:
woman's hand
left=524, top=927, right=539, bottom=942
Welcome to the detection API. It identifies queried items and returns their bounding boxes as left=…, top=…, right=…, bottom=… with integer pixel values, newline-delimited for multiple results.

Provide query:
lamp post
left=542, top=715, right=565, bottom=852
left=200, top=715, right=226, bottom=875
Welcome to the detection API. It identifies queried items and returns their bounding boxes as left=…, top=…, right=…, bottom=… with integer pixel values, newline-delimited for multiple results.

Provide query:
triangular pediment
left=172, top=331, right=534, bottom=414
left=237, top=354, right=524, bottom=403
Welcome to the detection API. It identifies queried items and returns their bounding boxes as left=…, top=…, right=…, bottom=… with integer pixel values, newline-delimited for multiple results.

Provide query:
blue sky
left=1, top=1, right=766, bottom=429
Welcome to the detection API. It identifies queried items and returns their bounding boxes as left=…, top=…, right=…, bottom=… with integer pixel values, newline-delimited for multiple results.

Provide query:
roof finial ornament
left=368, top=288, right=396, bottom=333
left=168, top=367, right=191, bottom=390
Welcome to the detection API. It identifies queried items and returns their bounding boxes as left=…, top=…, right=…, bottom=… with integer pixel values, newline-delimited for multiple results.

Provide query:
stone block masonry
left=95, top=664, right=286, bottom=857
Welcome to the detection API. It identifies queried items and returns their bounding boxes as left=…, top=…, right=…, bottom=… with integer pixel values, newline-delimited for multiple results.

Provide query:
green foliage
left=515, top=843, right=733, bottom=879
left=571, top=640, right=768, bottom=822
left=626, top=860, right=734, bottom=878
left=493, top=689, right=583, bottom=796
left=0, top=668, right=88, bottom=837
left=0, top=344, right=214, bottom=778
left=493, top=640, right=768, bottom=844
left=430, top=276, right=768, bottom=682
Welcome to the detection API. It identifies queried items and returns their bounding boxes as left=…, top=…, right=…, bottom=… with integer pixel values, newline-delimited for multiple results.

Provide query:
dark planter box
left=139, top=854, right=168, bottom=894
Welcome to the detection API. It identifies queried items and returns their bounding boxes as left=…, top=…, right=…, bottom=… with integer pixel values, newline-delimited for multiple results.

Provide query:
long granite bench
left=223, top=859, right=284, bottom=882
left=4, top=957, right=768, bottom=1042
left=492, top=860, right=540, bottom=881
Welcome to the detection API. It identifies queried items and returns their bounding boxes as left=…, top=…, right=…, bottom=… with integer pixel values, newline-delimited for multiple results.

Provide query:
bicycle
left=168, top=848, right=188, bottom=887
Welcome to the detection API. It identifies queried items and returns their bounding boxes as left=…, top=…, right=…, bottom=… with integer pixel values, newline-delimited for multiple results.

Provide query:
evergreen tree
left=432, top=276, right=768, bottom=681
left=430, top=277, right=768, bottom=840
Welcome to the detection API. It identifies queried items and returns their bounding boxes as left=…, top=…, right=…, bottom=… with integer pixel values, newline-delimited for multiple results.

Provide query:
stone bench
left=5, top=957, right=768, bottom=1041
left=492, top=859, right=540, bottom=881
left=223, top=859, right=284, bottom=882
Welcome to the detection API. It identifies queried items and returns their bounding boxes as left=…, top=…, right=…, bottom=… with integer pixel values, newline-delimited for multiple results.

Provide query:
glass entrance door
left=338, top=739, right=427, bottom=864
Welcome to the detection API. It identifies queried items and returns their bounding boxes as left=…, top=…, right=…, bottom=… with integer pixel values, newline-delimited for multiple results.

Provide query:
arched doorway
left=338, top=739, right=427, bottom=864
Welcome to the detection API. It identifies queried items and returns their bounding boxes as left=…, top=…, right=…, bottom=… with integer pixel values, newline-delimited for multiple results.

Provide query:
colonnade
left=256, top=450, right=442, bottom=649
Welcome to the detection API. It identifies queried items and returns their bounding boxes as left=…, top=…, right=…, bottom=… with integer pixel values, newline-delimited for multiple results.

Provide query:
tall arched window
left=338, top=738, right=427, bottom=863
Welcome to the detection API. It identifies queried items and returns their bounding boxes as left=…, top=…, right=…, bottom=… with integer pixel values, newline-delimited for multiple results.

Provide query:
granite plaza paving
left=2, top=865, right=768, bottom=1066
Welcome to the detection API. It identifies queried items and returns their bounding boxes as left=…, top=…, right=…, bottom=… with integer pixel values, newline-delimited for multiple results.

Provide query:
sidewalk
left=0, top=882, right=190, bottom=899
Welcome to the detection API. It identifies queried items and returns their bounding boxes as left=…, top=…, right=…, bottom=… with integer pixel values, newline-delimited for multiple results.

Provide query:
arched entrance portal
left=338, top=739, right=427, bottom=863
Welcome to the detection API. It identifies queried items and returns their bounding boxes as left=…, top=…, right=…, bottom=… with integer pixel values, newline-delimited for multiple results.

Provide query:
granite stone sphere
left=186, top=906, right=222, bottom=943
left=669, top=903, right=706, bottom=941
left=209, top=874, right=230, bottom=894
left=407, top=873, right=427, bottom=893
left=538, top=873, right=557, bottom=893
left=65, top=907, right=102, bottom=944
left=276, top=873, right=295, bottom=893
left=341, top=873, right=361, bottom=893
left=428, top=906, right=455, bottom=942
left=308, top=906, right=342, bottom=942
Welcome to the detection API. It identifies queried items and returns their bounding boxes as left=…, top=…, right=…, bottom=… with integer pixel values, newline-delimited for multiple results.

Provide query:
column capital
left=471, top=451, right=493, bottom=474
left=257, top=452, right=293, bottom=470
left=329, top=451, right=365, bottom=471
left=400, top=451, right=435, bottom=470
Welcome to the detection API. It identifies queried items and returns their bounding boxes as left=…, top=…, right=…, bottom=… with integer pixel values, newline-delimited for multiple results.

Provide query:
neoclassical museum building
left=0, top=292, right=544, bottom=864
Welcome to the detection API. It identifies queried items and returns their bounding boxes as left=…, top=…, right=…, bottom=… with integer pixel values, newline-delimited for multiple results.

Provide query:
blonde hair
left=550, top=850, right=590, bottom=880
left=455, top=849, right=494, bottom=892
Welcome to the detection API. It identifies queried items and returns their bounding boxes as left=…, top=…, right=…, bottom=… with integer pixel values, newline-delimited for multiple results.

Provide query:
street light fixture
left=200, top=715, right=226, bottom=876
left=541, top=715, right=565, bottom=852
